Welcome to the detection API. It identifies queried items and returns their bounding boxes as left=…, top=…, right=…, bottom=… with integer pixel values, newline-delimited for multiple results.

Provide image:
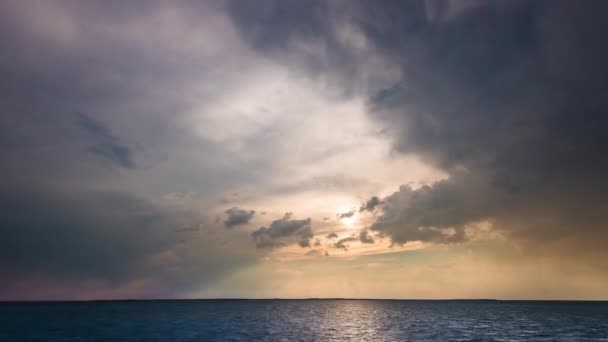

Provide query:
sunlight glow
left=341, top=214, right=357, bottom=227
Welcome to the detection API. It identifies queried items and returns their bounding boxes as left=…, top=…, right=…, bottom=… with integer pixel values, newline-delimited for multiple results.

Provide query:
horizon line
left=2, top=298, right=607, bottom=303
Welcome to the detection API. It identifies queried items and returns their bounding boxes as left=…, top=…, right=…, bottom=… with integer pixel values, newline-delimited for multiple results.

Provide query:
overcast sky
left=2, top=0, right=608, bottom=300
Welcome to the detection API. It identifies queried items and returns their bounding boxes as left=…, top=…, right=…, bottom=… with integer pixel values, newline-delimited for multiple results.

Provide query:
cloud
left=78, top=114, right=136, bottom=169
left=326, top=232, right=338, bottom=239
left=3, top=0, right=608, bottom=300
left=334, top=236, right=356, bottom=251
left=228, top=0, right=608, bottom=265
left=271, top=174, right=372, bottom=195
left=227, top=0, right=330, bottom=50
left=359, top=196, right=382, bottom=212
left=0, top=186, right=168, bottom=279
left=298, top=238, right=312, bottom=248
left=251, top=213, right=313, bottom=248
left=370, top=181, right=473, bottom=245
left=0, top=1, right=273, bottom=299
left=0, top=0, right=280, bottom=196
left=337, top=210, right=354, bottom=219
left=0, top=180, right=257, bottom=299
left=359, top=229, right=375, bottom=244
left=359, top=1, right=608, bottom=255
left=224, top=207, right=255, bottom=228
left=304, top=249, right=324, bottom=256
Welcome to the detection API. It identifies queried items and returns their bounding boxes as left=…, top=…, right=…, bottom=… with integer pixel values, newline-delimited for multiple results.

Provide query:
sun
left=335, top=203, right=359, bottom=228
left=341, top=214, right=357, bottom=227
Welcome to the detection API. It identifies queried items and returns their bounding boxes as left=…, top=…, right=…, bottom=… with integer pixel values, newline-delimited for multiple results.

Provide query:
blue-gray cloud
left=78, top=114, right=136, bottom=169
left=251, top=213, right=313, bottom=248
left=224, top=207, right=255, bottom=228
left=0, top=0, right=268, bottom=299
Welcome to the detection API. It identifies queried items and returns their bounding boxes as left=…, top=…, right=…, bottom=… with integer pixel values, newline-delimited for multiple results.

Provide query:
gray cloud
left=0, top=0, right=278, bottom=197
left=361, top=1, right=608, bottom=257
left=298, top=238, right=312, bottom=248
left=359, top=229, right=375, bottom=244
left=0, top=180, right=255, bottom=298
left=0, top=0, right=275, bottom=299
left=337, top=210, right=355, bottom=219
left=224, top=207, right=255, bottom=228
left=251, top=213, right=313, bottom=248
left=370, top=180, right=475, bottom=245
left=228, top=0, right=608, bottom=264
left=326, top=232, right=338, bottom=239
left=78, top=114, right=136, bottom=169
left=359, top=196, right=382, bottom=212
left=227, top=0, right=329, bottom=50
left=334, top=236, right=356, bottom=251
left=2, top=0, right=608, bottom=299
left=0, top=185, right=168, bottom=279
left=304, top=248, right=330, bottom=257
left=304, top=249, right=323, bottom=256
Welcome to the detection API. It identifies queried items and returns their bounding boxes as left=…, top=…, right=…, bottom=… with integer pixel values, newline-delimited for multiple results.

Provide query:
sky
left=1, top=0, right=608, bottom=300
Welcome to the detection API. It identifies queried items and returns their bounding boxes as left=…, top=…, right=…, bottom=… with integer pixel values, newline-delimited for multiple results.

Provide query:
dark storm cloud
left=0, top=0, right=267, bottom=299
left=225, top=0, right=380, bottom=96
left=224, top=207, right=256, bottom=228
left=227, top=0, right=330, bottom=49
left=251, top=213, right=313, bottom=248
left=78, top=114, right=136, bottom=169
left=228, top=0, right=608, bottom=261
left=359, top=196, right=382, bottom=212
left=362, top=0, right=608, bottom=254
left=0, top=183, right=176, bottom=280
left=0, top=180, right=256, bottom=300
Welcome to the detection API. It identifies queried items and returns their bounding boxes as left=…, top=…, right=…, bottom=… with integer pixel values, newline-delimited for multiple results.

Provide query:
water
left=1, top=300, right=607, bottom=341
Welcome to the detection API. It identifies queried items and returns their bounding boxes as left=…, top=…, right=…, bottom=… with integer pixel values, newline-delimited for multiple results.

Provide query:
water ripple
left=1, top=300, right=607, bottom=341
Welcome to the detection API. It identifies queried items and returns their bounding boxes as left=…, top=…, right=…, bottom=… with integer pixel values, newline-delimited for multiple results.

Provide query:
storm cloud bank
left=2, top=0, right=608, bottom=300
left=228, top=0, right=608, bottom=262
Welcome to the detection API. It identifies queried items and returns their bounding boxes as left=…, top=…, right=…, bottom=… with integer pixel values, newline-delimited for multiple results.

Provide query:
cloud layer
left=2, top=0, right=608, bottom=299
left=227, top=0, right=608, bottom=267
left=363, top=0, right=608, bottom=263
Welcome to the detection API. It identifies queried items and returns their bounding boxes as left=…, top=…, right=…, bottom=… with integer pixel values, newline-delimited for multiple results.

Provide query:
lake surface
left=1, top=300, right=607, bottom=341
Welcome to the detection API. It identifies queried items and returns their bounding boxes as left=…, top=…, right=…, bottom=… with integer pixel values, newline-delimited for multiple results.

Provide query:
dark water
left=1, top=300, right=607, bottom=341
